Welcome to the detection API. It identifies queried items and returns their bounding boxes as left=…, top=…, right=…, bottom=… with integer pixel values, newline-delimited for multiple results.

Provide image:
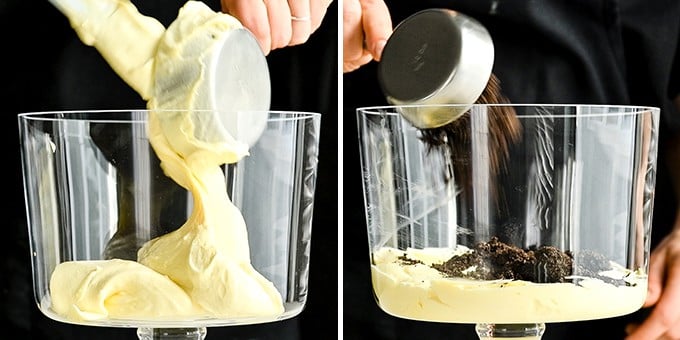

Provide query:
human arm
left=625, top=95, right=680, bottom=340
left=220, top=0, right=333, bottom=55
left=343, top=0, right=392, bottom=72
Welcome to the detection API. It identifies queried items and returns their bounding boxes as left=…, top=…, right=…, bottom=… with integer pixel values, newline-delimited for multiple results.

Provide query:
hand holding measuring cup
left=221, top=0, right=335, bottom=55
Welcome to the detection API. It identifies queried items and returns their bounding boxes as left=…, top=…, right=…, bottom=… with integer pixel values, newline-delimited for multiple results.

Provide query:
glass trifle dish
left=356, top=104, right=659, bottom=339
left=19, top=109, right=320, bottom=339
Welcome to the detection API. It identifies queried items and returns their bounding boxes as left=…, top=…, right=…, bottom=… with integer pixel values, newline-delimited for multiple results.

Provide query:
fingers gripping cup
left=378, top=9, right=495, bottom=129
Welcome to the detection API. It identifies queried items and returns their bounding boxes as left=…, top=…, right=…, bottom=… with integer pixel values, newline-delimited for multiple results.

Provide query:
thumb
left=643, top=248, right=666, bottom=307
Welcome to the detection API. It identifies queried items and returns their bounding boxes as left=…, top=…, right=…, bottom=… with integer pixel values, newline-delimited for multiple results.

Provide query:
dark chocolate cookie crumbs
left=420, top=237, right=627, bottom=286
left=534, top=246, right=573, bottom=283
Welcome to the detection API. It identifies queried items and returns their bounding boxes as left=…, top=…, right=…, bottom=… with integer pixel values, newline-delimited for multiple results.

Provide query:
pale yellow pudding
left=371, top=246, right=647, bottom=324
left=47, top=0, right=283, bottom=322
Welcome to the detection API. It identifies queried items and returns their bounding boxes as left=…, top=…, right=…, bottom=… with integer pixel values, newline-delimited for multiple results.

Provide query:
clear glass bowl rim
left=356, top=104, right=660, bottom=118
left=17, top=109, right=321, bottom=123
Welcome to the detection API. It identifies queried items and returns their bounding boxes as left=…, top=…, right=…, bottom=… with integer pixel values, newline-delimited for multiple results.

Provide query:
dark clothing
left=2, top=0, right=338, bottom=339
left=344, top=0, right=679, bottom=339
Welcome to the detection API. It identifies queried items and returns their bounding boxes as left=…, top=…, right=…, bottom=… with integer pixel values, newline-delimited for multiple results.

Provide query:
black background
left=1, top=1, right=338, bottom=339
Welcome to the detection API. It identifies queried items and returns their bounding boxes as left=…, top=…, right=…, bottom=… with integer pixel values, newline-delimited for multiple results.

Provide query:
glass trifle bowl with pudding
left=356, top=104, right=659, bottom=339
left=19, top=109, right=320, bottom=339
